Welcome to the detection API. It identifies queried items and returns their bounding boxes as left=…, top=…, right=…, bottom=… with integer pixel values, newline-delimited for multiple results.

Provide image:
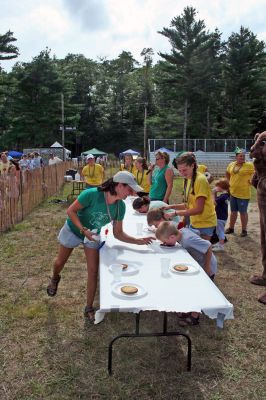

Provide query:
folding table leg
left=108, top=331, right=192, bottom=375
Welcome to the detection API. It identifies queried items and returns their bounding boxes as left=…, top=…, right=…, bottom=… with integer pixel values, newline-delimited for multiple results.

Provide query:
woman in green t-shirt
left=148, top=151, right=174, bottom=203
left=47, top=171, right=154, bottom=323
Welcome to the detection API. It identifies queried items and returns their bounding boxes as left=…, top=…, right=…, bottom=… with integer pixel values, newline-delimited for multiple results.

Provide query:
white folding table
left=96, top=198, right=234, bottom=374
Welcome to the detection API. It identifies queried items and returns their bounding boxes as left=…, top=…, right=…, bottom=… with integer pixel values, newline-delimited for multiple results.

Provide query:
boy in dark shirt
left=212, top=179, right=230, bottom=251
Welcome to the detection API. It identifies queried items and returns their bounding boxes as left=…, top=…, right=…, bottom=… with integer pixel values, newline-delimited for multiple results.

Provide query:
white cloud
left=27, top=4, right=69, bottom=40
left=1, top=0, right=266, bottom=71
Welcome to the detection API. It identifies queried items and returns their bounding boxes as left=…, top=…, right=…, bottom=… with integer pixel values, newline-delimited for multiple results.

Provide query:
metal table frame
left=108, top=311, right=192, bottom=375
left=67, top=181, right=86, bottom=203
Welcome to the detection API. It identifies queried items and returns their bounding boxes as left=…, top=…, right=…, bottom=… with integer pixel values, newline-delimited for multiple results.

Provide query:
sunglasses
left=156, top=157, right=164, bottom=160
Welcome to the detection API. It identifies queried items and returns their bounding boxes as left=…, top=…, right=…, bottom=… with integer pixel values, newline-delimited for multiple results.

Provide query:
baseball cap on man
left=113, top=171, right=144, bottom=192
left=234, top=147, right=246, bottom=155
left=86, top=154, right=94, bottom=160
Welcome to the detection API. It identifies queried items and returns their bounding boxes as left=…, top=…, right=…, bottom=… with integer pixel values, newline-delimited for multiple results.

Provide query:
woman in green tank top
left=149, top=151, right=174, bottom=203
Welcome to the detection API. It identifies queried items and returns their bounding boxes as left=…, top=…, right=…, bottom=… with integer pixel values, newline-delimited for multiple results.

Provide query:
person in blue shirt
left=212, top=179, right=230, bottom=252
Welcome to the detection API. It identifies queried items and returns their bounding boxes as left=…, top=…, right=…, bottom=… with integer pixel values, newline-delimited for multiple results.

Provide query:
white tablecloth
left=95, top=198, right=234, bottom=326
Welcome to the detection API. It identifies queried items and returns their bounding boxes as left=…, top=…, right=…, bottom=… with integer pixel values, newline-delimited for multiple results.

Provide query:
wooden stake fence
left=0, top=161, right=72, bottom=233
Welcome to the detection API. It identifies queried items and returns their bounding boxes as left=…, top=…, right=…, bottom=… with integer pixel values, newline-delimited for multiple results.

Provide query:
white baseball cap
left=86, top=154, right=94, bottom=160
left=113, top=171, right=144, bottom=192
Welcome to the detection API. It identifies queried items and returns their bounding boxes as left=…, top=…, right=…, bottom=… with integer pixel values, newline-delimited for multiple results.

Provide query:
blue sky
left=1, top=0, right=266, bottom=71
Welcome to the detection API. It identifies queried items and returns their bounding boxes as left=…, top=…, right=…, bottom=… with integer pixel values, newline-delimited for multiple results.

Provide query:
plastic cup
left=111, top=264, right=122, bottom=282
left=136, top=222, right=143, bottom=235
left=160, top=258, right=170, bottom=278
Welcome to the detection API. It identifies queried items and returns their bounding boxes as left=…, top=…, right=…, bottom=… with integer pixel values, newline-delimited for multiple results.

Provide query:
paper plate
left=109, top=263, right=139, bottom=276
left=169, top=263, right=200, bottom=275
left=111, top=282, right=147, bottom=300
left=159, top=243, right=180, bottom=251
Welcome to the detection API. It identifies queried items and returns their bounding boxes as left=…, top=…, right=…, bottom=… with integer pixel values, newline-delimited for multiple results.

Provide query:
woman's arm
left=175, top=196, right=206, bottom=217
left=147, top=164, right=155, bottom=184
left=162, top=203, right=186, bottom=210
left=163, top=168, right=174, bottom=203
left=113, top=220, right=154, bottom=245
left=67, top=200, right=96, bottom=241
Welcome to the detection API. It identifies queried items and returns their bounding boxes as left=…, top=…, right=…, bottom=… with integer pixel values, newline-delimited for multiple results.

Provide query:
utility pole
left=61, top=93, right=65, bottom=161
left=143, top=102, right=148, bottom=158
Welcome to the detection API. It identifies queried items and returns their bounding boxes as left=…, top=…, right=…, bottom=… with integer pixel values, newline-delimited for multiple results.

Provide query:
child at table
left=212, top=179, right=230, bottom=252
left=147, top=208, right=183, bottom=229
left=155, top=221, right=217, bottom=326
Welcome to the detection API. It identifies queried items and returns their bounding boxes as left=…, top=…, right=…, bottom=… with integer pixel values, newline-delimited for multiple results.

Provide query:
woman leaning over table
left=163, top=152, right=217, bottom=241
left=47, top=171, right=154, bottom=323
left=133, top=157, right=150, bottom=196
left=148, top=151, right=174, bottom=204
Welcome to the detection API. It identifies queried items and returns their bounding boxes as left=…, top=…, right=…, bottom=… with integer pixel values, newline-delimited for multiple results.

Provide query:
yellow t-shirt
left=227, top=161, right=254, bottom=199
left=198, top=164, right=207, bottom=174
left=82, top=163, right=104, bottom=186
left=184, top=172, right=217, bottom=228
left=120, top=163, right=137, bottom=175
left=133, top=169, right=151, bottom=193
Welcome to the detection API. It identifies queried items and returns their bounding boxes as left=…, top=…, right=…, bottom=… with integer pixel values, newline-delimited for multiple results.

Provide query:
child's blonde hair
left=147, top=208, right=165, bottom=226
left=155, top=221, right=178, bottom=241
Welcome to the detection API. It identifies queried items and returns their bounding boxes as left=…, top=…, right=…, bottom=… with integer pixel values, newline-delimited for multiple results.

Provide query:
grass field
left=0, top=176, right=265, bottom=400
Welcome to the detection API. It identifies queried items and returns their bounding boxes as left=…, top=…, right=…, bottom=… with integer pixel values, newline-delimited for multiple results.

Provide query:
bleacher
left=148, top=138, right=253, bottom=178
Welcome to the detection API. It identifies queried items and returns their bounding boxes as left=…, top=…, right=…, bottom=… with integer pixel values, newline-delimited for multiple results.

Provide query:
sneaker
left=240, top=230, right=247, bottom=237
left=225, top=228, right=234, bottom=234
left=212, top=243, right=225, bottom=252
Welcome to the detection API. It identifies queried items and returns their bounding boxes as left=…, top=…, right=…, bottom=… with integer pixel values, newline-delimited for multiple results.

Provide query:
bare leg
left=52, top=245, right=73, bottom=278
left=47, top=245, right=73, bottom=296
left=240, top=212, right=248, bottom=231
left=84, top=247, right=99, bottom=311
left=229, top=211, right=238, bottom=229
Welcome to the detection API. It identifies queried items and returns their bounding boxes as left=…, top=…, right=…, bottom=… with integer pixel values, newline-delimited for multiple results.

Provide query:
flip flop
left=249, top=275, right=266, bottom=286
left=47, top=275, right=61, bottom=297
left=258, top=293, right=266, bottom=305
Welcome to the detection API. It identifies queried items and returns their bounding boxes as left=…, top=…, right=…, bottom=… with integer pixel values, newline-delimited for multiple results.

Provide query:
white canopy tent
left=50, top=141, right=71, bottom=155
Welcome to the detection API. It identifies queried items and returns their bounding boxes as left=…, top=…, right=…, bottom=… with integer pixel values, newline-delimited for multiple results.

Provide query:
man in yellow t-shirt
left=82, top=154, right=104, bottom=187
left=225, top=148, right=254, bottom=237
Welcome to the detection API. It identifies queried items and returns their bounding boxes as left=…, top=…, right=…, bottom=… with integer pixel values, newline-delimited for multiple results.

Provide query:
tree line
left=0, top=7, right=265, bottom=156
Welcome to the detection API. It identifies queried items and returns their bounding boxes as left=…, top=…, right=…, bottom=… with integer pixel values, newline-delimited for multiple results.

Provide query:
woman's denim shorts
left=58, top=222, right=100, bottom=249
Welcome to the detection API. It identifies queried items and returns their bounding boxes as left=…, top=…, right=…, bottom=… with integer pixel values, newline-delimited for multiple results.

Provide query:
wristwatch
left=80, top=226, right=88, bottom=235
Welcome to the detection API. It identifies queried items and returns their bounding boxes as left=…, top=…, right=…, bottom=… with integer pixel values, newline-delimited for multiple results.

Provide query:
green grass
left=0, top=173, right=263, bottom=400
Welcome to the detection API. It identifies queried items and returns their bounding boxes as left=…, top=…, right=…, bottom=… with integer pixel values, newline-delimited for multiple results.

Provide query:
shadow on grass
left=78, top=311, right=227, bottom=399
